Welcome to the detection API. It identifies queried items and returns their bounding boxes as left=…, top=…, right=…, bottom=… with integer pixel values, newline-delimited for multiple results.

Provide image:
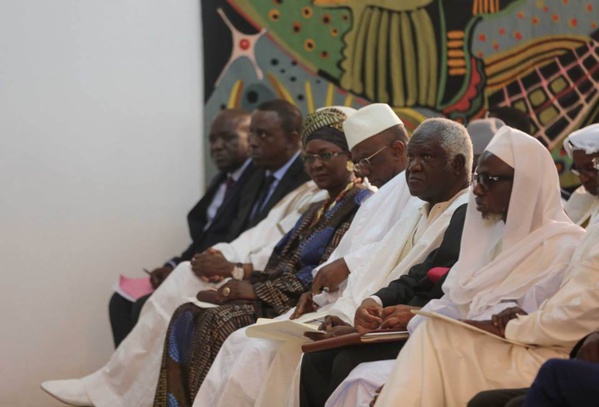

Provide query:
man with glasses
left=361, top=126, right=584, bottom=407
left=564, top=123, right=599, bottom=227
left=193, top=111, right=470, bottom=407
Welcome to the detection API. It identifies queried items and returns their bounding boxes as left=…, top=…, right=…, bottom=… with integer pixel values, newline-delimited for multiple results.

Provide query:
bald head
left=209, top=109, right=251, bottom=172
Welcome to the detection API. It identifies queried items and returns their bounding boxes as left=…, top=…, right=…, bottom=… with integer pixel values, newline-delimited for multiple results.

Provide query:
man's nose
left=211, top=137, right=225, bottom=149
left=407, top=158, right=423, bottom=172
left=473, top=182, right=485, bottom=196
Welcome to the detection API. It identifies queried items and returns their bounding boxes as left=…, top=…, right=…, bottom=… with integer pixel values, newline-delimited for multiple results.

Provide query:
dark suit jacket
left=374, top=204, right=468, bottom=307
left=226, top=153, right=310, bottom=240
left=170, top=161, right=258, bottom=265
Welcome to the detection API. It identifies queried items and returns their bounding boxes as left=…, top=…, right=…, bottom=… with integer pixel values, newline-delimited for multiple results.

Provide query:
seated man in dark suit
left=108, top=108, right=254, bottom=346
left=109, top=100, right=310, bottom=346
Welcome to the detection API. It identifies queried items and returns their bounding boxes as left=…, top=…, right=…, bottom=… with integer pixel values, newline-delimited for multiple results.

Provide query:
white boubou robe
left=375, top=223, right=599, bottom=407
left=193, top=182, right=469, bottom=407
left=327, top=126, right=587, bottom=407
left=565, top=185, right=599, bottom=227
left=65, top=181, right=325, bottom=407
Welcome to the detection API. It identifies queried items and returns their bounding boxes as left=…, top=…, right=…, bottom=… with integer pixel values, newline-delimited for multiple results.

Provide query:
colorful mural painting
left=201, top=0, right=599, bottom=189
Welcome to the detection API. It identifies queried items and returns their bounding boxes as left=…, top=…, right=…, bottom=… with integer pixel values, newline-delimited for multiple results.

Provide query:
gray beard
left=483, top=213, right=504, bottom=226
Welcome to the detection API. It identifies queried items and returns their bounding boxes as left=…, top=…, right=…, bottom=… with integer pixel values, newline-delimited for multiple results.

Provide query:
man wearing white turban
left=361, top=126, right=586, bottom=407
left=564, top=123, right=599, bottom=227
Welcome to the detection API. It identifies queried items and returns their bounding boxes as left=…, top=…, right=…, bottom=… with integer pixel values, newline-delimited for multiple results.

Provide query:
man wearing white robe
left=40, top=179, right=325, bottom=407
left=194, top=115, right=473, bottom=407
left=375, top=223, right=599, bottom=407
left=329, top=126, right=585, bottom=407
left=563, top=123, right=599, bottom=227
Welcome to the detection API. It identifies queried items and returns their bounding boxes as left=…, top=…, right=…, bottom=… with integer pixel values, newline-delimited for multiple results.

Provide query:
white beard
left=483, top=213, right=503, bottom=226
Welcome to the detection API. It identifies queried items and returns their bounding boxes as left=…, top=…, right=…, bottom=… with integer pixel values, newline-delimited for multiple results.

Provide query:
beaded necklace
left=309, top=178, right=360, bottom=227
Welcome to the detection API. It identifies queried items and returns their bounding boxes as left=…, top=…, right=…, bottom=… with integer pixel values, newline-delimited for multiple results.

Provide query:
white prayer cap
left=316, top=105, right=357, bottom=117
left=342, top=103, right=403, bottom=150
left=563, top=123, right=599, bottom=157
left=467, top=118, right=505, bottom=155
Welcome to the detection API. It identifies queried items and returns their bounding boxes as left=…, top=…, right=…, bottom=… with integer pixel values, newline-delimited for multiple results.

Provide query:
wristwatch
left=232, top=263, right=244, bottom=280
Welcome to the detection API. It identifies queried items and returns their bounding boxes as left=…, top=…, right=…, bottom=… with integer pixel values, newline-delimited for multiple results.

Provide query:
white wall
left=0, top=1, right=203, bottom=406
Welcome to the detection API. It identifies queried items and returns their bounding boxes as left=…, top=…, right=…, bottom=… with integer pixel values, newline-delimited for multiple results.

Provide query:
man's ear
left=390, top=140, right=405, bottom=157
left=452, top=154, right=466, bottom=174
left=287, top=131, right=301, bottom=148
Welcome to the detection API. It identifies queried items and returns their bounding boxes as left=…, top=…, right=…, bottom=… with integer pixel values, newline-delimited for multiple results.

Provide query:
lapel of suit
left=211, top=162, right=257, bottom=223
left=187, top=172, right=227, bottom=238
left=255, top=154, right=307, bottom=221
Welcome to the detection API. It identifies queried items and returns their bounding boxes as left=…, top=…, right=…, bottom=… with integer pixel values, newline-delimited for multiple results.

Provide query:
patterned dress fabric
left=153, top=184, right=372, bottom=407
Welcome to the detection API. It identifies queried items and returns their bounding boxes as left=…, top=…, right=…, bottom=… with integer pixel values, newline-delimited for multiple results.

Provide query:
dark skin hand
left=149, top=265, right=174, bottom=289
left=491, top=306, right=528, bottom=336
left=190, top=249, right=233, bottom=283
left=354, top=298, right=383, bottom=333
left=311, top=258, right=350, bottom=295
left=304, top=315, right=357, bottom=341
left=290, top=292, right=319, bottom=320
left=575, top=332, right=599, bottom=363
left=196, top=280, right=258, bottom=304
left=380, top=305, right=420, bottom=330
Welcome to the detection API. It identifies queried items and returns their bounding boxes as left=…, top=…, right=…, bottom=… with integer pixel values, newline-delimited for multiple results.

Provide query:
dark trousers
left=299, top=340, right=406, bottom=407
left=468, top=388, right=528, bottom=407
left=523, top=358, right=599, bottom=406
left=108, top=292, right=150, bottom=347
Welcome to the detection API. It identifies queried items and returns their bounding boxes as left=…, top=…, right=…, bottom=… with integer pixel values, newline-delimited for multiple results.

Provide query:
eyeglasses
left=352, top=145, right=388, bottom=174
left=473, top=173, right=514, bottom=190
left=571, top=159, right=599, bottom=177
left=302, top=151, right=344, bottom=165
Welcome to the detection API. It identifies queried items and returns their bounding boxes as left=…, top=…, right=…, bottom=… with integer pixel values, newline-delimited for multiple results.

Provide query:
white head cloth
left=443, top=126, right=584, bottom=317
left=563, top=123, right=599, bottom=157
left=467, top=118, right=505, bottom=155
left=343, top=103, right=403, bottom=150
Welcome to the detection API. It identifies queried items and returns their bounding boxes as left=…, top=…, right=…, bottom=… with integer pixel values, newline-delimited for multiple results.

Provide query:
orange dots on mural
left=543, top=5, right=549, bottom=12
left=552, top=14, right=559, bottom=22
left=514, top=31, right=523, bottom=40
left=592, top=22, right=598, bottom=29
left=292, top=22, right=301, bottom=33
left=562, top=0, right=568, bottom=4
left=304, top=38, right=316, bottom=51
left=532, top=16, right=540, bottom=25
left=570, top=18, right=577, bottom=27
left=320, top=50, right=329, bottom=59
left=330, top=27, right=338, bottom=37
left=587, top=4, right=593, bottom=11
left=268, top=9, right=280, bottom=21
left=302, top=7, right=313, bottom=18
left=477, top=50, right=484, bottom=58
left=322, top=14, right=331, bottom=24
left=493, top=41, right=499, bottom=50
left=518, top=11, right=525, bottom=19
left=479, top=34, right=487, bottom=42
left=499, top=27, right=505, bottom=35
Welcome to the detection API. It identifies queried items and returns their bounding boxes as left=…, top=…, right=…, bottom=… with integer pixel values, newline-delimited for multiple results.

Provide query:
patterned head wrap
left=301, top=108, right=349, bottom=151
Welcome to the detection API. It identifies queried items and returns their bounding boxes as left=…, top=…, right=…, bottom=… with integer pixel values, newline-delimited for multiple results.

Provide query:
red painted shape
left=479, top=34, right=487, bottom=42
left=239, top=39, right=250, bottom=50
left=442, top=57, right=482, bottom=114
left=514, top=31, right=523, bottom=40
left=499, top=27, right=506, bottom=35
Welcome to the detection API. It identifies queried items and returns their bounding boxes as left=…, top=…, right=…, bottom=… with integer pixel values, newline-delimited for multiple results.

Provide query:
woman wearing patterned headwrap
left=152, top=108, right=373, bottom=407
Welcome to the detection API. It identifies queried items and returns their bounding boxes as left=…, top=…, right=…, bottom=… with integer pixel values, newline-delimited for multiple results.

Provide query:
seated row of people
left=41, top=101, right=599, bottom=406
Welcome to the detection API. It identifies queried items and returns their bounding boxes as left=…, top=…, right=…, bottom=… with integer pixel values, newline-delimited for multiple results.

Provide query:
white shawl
left=442, top=127, right=585, bottom=318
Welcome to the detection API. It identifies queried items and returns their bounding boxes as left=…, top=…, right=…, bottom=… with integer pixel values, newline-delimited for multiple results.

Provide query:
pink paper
left=117, top=275, right=154, bottom=302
